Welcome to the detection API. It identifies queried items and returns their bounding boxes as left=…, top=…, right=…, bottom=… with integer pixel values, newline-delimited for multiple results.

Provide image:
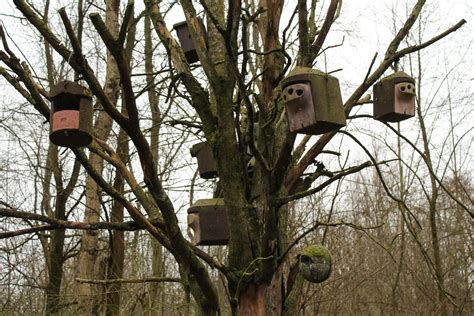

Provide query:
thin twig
left=279, top=221, right=384, bottom=264
left=76, top=277, right=182, bottom=284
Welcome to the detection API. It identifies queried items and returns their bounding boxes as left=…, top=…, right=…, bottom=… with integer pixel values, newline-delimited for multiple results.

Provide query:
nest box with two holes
left=190, top=142, right=218, bottom=179
left=173, top=18, right=207, bottom=64
left=282, top=67, right=346, bottom=135
left=373, top=71, right=416, bottom=122
left=187, top=198, right=229, bottom=246
left=298, top=245, right=332, bottom=283
left=49, top=81, right=93, bottom=147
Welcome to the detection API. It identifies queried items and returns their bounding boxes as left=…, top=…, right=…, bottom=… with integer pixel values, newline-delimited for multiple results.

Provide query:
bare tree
left=0, top=0, right=470, bottom=315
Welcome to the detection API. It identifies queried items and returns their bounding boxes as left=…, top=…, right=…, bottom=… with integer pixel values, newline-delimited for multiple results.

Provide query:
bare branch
left=279, top=221, right=384, bottom=264
left=385, top=0, right=426, bottom=58
left=382, top=122, right=473, bottom=218
left=285, top=6, right=466, bottom=191
left=310, top=0, right=339, bottom=61
left=394, top=19, right=467, bottom=59
left=280, top=161, right=378, bottom=205
left=0, top=207, right=165, bottom=239
left=118, top=2, right=134, bottom=45
left=75, top=277, right=182, bottom=284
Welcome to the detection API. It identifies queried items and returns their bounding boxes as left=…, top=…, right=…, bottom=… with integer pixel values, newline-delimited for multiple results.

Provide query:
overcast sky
left=0, top=0, right=472, bottom=216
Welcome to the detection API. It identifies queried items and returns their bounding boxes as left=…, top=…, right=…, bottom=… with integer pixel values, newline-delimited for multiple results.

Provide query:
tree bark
left=144, top=15, right=165, bottom=316
left=41, top=3, right=74, bottom=310
left=105, top=128, right=127, bottom=315
left=43, top=145, right=65, bottom=315
left=76, top=0, right=120, bottom=314
left=105, top=4, right=135, bottom=314
left=238, top=268, right=283, bottom=316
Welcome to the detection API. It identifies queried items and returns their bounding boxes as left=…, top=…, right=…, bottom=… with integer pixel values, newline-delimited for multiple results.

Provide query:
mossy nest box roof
left=301, top=245, right=332, bottom=263
left=188, top=198, right=225, bottom=211
left=379, top=71, right=415, bottom=84
left=49, top=80, right=93, bottom=99
left=284, top=67, right=333, bottom=80
left=299, top=245, right=332, bottom=283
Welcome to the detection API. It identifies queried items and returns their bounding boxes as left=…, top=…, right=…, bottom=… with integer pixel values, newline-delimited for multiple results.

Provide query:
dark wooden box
left=373, top=71, right=416, bottom=122
left=190, top=141, right=218, bottom=179
left=49, top=81, right=93, bottom=147
left=281, top=67, right=346, bottom=135
left=187, top=198, right=229, bottom=246
left=173, top=18, right=206, bottom=64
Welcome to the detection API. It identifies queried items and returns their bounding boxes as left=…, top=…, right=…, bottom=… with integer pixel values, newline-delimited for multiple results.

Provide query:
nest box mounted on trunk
left=187, top=198, right=229, bottom=246
left=173, top=18, right=207, bottom=64
left=282, top=67, right=346, bottom=135
left=190, top=141, right=218, bottom=179
left=49, top=81, right=93, bottom=147
left=373, top=71, right=416, bottom=122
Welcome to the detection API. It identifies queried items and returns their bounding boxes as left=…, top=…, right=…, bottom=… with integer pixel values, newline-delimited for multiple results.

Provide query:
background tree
left=0, top=0, right=471, bottom=315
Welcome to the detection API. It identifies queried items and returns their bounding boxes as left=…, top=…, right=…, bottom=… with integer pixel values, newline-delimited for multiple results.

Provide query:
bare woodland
left=0, top=0, right=472, bottom=315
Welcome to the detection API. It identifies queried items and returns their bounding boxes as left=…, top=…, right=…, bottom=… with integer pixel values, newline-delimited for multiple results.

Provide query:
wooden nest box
left=282, top=67, right=346, bottom=135
left=173, top=18, right=207, bottom=64
left=373, top=71, right=416, bottom=122
left=298, top=245, right=332, bottom=283
left=49, top=81, right=93, bottom=147
left=190, top=141, right=218, bottom=179
left=187, top=198, right=229, bottom=246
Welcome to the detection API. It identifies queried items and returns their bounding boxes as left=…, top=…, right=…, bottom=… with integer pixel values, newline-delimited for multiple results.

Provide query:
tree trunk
left=76, top=0, right=120, bottom=314
left=43, top=144, right=66, bottom=315
left=238, top=267, right=283, bottom=316
left=41, top=2, right=67, bottom=312
left=105, top=127, right=128, bottom=315
left=45, top=201, right=66, bottom=314
left=144, top=14, right=165, bottom=315
left=239, top=284, right=265, bottom=316
left=105, top=5, right=135, bottom=314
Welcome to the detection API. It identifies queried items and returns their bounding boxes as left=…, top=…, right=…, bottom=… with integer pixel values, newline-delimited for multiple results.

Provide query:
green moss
left=382, top=71, right=413, bottom=82
left=285, top=66, right=333, bottom=79
left=301, top=245, right=332, bottom=263
left=191, top=198, right=225, bottom=208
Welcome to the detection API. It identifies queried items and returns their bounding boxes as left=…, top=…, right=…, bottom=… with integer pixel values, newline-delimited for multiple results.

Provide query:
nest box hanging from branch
left=49, top=81, right=93, bottom=147
left=173, top=18, right=207, bottom=64
left=298, top=245, right=332, bottom=283
left=187, top=198, right=229, bottom=246
left=373, top=71, right=416, bottom=122
left=190, top=141, right=218, bottom=179
left=282, top=67, right=346, bottom=135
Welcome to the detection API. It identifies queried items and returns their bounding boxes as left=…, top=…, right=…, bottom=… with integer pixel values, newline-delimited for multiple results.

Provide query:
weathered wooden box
left=49, top=81, right=93, bottom=147
left=190, top=141, right=218, bottom=179
left=187, top=198, right=229, bottom=246
left=173, top=18, right=206, bottom=64
left=373, top=71, right=416, bottom=122
left=281, top=67, right=346, bottom=135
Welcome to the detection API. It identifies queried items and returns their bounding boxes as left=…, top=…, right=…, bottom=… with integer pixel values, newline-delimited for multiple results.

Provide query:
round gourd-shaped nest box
left=298, top=245, right=332, bottom=283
